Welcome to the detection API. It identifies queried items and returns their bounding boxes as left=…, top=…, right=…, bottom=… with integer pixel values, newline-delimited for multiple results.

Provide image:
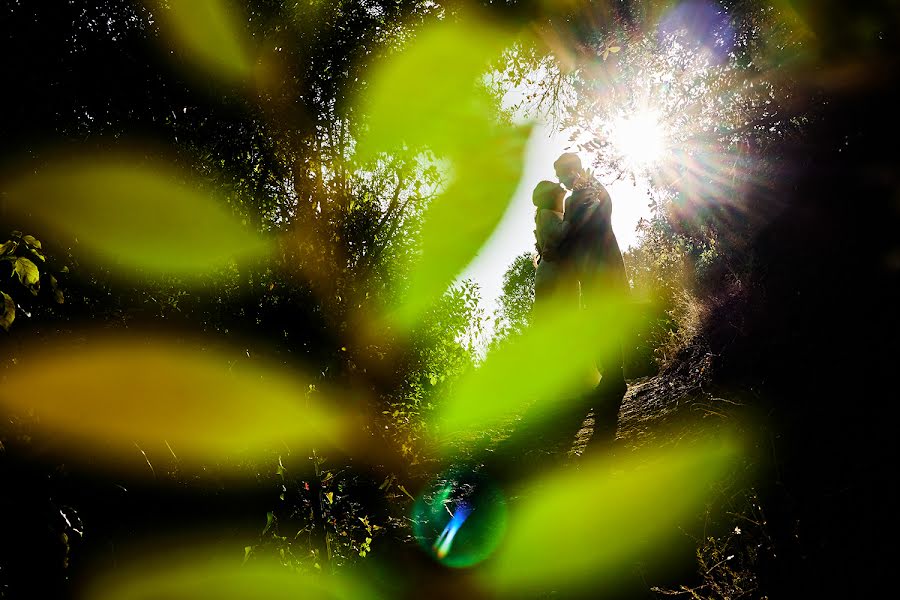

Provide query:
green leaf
left=356, top=15, right=531, bottom=331
left=22, top=235, right=42, bottom=249
left=430, top=286, right=642, bottom=452
left=0, top=240, right=16, bottom=256
left=14, top=257, right=39, bottom=290
left=5, top=155, right=272, bottom=281
left=147, top=0, right=254, bottom=82
left=83, top=550, right=380, bottom=600
left=0, top=335, right=355, bottom=471
left=482, top=434, right=743, bottom=594
left=0, top=292, right=14, bottom=331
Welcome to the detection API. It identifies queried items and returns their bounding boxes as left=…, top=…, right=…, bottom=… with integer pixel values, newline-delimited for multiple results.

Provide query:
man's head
left=553, top=152, right=583, bottom=189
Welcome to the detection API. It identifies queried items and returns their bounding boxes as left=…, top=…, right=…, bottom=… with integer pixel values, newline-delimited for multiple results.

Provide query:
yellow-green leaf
left=356, top=14, right=532, bottom=330
left=608, top=46, right=621, bottom=53
left=4, top=155, right=272, bottom=281
left=83, top=548, right=379, bottom=600
left=325, top=491, right=334, bottom=504
left=482, top=434, right=743, bottom=595
left=0, top=240, right=16, bottom=256
left=0, top=292, right=14, bottom=331
left=14, top=257, right=39, bottom=288
left=356, top=15, right=517, bottom=159
left=430, top=285, right=641, bottom=454
left=22, top=235, right=41, bottom=249
left=147, top=0, right=254, bottom=82
left=0, top=334, right=354, bottom=471
left=388, top=124, right=531, bottom=329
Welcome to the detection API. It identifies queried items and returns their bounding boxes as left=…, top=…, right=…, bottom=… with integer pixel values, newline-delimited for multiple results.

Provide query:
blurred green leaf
left=431, top=287, right=639, bottom=452
left=390, top=124, right=531, bottom=329
left=84, top=549, right=380, bottom=600
left=22, top=234, right=41, bottom=249
left=147, top=0, right=253, bottom=82
left=356, top=14, right=531, bottom=330
left=0, top=334, right=353, bottom=470
left=5, top=155, right=272, bottom=280
left=357, top=15, right=517, bottom=159
left=483, top=434, right=743, bottom=594
left=263, top=511, right=275, bottom=535
left=0, top=240, right=17, bottom=256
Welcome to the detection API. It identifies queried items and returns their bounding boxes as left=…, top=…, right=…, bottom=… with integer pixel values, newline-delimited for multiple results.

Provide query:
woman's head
left=532, top=180, right=565, bottom=211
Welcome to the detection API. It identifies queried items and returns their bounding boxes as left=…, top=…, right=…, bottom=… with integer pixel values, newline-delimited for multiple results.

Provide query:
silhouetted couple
left=532, top=152, right=628, bottom=451
left=482, top=153, right=629, bottom=485
left=503, top=153, right=628, bottom=466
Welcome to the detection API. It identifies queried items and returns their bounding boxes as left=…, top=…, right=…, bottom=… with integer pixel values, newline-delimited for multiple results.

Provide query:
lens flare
left=433, top=502, right=473, bottom=560
left=412, top=467, right=507, bottom=568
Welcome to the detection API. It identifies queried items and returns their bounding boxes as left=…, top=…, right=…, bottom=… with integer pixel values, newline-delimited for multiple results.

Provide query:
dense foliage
left=1, top=1, right=897, bottom=598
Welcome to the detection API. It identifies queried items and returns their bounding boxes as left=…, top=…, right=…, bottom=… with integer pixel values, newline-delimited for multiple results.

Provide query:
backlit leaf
left=356, top=15, right=518, bottom=160
left=356, top=15, right=532, bottom=330
left=49, top=275, right=64, bottom=304
left=147, top=0, right=253, bottom=82
left=14, top=257, right=39, bottom=288
left=431, top=285, right=641, bottom=453
left=482, top=434, right=743, bottom=595
left=4, top=155, right=272, bottom=280
left=0, top=334, right=353, bottom=470
left=84, top=548, right=379, bottom=600
left=388, top=125, right=530, bottom=329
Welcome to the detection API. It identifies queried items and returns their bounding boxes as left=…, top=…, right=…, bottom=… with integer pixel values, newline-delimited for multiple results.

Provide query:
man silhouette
left=550, top=152, right=629, bottom=452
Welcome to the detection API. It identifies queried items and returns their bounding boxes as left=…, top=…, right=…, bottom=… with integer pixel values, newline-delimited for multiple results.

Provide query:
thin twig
left=134, top=442, right=156, bottom=479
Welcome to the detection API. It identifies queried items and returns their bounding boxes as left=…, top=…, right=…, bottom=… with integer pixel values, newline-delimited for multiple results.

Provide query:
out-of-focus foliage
left=7, top=0, right=878, bottom=597
left=356, top=14, right=532, bottom=331
left=5, top=155, right=272, bottom=279
left=84, top=549, right=378, bottom=600
left=146, top=0, right=254, bottom=83
left=432, top=283, right=636, bottom=454
left=0, top=335, right=354, bottom=468
left=483, top=432, right=743, bottom=595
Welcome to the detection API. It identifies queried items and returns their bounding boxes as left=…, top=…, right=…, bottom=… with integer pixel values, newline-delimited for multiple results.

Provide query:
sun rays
left=607, top=109, right=667, bottom=169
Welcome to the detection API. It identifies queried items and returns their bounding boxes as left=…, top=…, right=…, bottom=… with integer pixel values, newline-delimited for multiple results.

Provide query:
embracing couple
left=531, top=152, right=629, bottom=452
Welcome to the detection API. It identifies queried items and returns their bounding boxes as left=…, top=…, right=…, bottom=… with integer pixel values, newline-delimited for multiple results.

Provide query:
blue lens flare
left=412, top=466, right=507, bottom=568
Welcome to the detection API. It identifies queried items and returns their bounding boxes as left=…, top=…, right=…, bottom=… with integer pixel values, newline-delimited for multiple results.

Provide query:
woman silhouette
left=531, top=180, right=579, bottom=319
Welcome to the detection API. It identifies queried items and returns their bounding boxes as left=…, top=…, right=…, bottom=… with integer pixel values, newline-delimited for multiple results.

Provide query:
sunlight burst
left=608, top=110, right=666, bottom=168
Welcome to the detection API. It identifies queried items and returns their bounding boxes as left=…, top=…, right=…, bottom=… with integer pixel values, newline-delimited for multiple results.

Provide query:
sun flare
left=608, top=110, right=666, bottom=168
